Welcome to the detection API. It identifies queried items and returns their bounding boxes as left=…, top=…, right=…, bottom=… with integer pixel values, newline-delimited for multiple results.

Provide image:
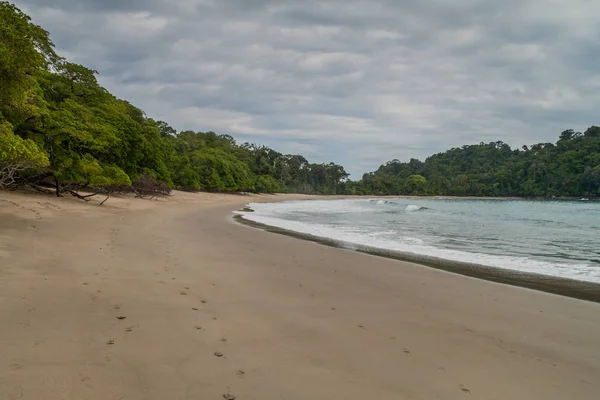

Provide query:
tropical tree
left=0, top=127, right=49, bottom=188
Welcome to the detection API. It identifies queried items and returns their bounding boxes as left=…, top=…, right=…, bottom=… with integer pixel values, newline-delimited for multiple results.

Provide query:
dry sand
left=1, top=190, right=599, bottom=400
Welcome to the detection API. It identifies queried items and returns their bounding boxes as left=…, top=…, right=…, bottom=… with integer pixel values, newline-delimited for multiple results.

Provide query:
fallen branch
left=68, top=190, right=98, bottom=202
left=99, top=193, right=110, bottom=206
left=27, top=183, right=54, bottom=194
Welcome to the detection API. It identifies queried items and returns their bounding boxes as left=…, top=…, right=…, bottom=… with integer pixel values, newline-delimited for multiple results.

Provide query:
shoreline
left=234, top=210, right=600, bottom=304
left=281, top=194, right=599, bottom=201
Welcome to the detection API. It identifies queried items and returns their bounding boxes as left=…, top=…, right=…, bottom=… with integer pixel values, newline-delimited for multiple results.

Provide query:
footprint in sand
left=9, top=363, right=23, bottom=371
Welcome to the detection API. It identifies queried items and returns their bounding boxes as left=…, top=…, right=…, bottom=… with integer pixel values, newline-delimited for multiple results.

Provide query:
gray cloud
left=15, top=0, right=600, bottom=177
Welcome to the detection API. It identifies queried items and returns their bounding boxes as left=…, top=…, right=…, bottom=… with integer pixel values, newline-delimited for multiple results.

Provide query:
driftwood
left=99, top=193, right=110, bottom=206
left=27, top=183, right=54, bottom=194
left=68, top=190, right=98, bottom=202
left=1, top=171, right=172, bottom=206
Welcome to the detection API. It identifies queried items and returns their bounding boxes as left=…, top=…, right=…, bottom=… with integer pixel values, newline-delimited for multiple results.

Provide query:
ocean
left=236, top=198, right=600, bottom=283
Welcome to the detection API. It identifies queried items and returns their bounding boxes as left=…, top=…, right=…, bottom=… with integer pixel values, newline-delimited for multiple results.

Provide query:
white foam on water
left=236, top=200, right=600, bottom=284
left=248, top=199, right=369, bottom=215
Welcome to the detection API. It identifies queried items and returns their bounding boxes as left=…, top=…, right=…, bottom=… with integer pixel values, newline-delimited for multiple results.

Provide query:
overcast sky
left=15, top=0, right=600, bottom=177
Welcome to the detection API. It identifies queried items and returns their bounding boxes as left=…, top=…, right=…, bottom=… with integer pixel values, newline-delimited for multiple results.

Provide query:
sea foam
left=236, top=199, right=600, bottom=283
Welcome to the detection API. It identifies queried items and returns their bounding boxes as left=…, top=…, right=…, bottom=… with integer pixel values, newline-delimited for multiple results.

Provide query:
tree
left=0, top=1, right=60, bottom=125
left=189, top=148, right=254, bottom=192
left=406, top=174, right=427, bottom=194
left=0, top=126, right=49, bottom=188
left=154, top=120, right=177, bottom=137
left=254, top=175, right=282, bottom=193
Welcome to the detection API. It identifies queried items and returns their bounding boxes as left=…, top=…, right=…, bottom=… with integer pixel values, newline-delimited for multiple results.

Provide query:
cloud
left=14, top=0, right=600, bottom=177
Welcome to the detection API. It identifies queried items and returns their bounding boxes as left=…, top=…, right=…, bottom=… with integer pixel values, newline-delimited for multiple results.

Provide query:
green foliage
left=406, top=174, right=427, bottom=194
left=188, top=147, right=254, bottom=192
left=359, top=131, right=600, bottom=198
left=254, top=175, right=282, bottom=193
left=0, top=1, right=59, bottom=124
left=0, top=126, right=49, bottom=188
left=90, top=165, right=132, bottom=188
left=163, top=132, right=349, bottom=194
left=0, top=128, right=49, bottom=168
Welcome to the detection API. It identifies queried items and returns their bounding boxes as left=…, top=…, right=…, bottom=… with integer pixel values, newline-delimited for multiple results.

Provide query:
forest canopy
left=358, top=128, right=600, bottom=198
left=0, top=1, right=349, bottom=197
left=0, top=1, right=598, bottom=199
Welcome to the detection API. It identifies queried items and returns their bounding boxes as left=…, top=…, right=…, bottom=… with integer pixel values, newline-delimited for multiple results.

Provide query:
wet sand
left=1, top=190, right=599, bottom=399
left=236, top=215, right=600, bottom=303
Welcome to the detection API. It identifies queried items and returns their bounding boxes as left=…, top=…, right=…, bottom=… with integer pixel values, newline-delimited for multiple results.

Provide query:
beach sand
left=1, top=190, right=599, bottom=400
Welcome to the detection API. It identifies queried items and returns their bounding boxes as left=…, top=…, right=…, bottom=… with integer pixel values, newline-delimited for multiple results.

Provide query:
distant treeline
left=357, top=127, right=600, bottom=198
left=1, top=2, right=598, bottom=200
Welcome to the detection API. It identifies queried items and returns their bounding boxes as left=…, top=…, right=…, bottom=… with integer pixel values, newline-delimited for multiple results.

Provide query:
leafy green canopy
left=0, top=127, right=49, bottom=188
left=0, top=2, right=349, bottom=195
left=359, top=129, right=600, bottom=197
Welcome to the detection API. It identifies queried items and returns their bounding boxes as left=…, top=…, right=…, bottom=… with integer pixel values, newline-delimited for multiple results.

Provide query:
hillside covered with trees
left=1, top=2, right=598, bottom=200
left=358, top=128, right=600, bottom=197
left=0, top=2, right=349, bottom=198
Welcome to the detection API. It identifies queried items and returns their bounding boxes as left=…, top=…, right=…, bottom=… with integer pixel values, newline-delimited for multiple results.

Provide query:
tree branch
left=68, top=190, right=97, bottom=202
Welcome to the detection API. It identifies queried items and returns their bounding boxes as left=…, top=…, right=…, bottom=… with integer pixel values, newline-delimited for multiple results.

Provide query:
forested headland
left=1, top=2, right=599, bottom=200
left=358, top=128, right=600, bottom=198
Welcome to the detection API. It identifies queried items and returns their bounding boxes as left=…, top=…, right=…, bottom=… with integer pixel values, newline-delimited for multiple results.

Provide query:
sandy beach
left=1, top=190, right=599, bottom=400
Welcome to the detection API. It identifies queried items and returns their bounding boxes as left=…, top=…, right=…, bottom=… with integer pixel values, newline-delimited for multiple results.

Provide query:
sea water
left=236, top=198, right=600, bottom=283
